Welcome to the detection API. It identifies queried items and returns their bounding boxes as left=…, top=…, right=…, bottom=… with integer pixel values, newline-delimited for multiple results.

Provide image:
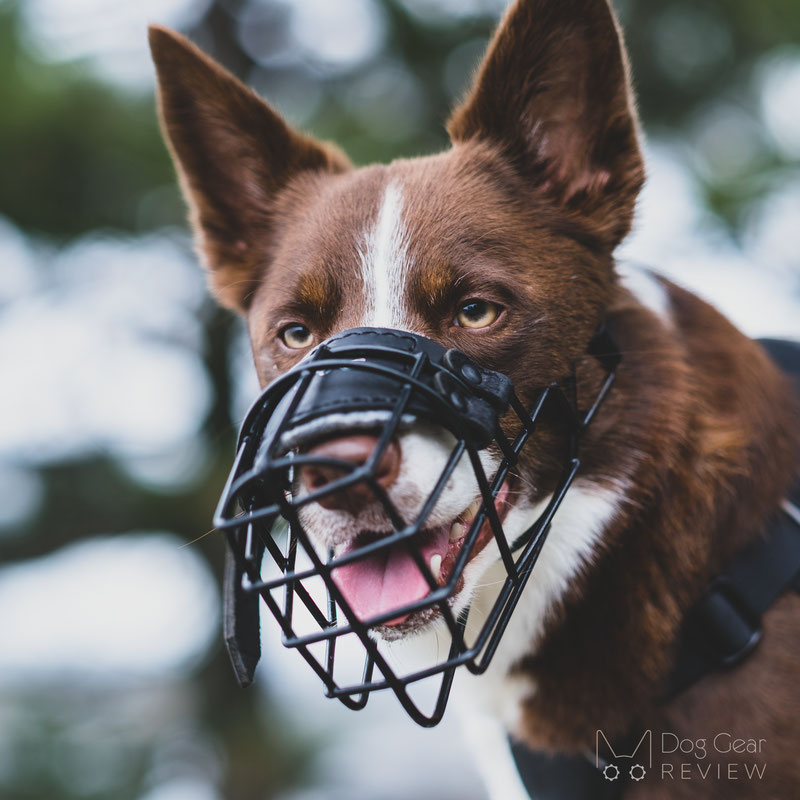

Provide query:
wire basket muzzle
left=214, top=325, right=620, bottom=726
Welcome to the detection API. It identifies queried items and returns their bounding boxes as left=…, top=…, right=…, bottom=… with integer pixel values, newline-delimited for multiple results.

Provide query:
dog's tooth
left=464, top=499, right=482, bottom=523
left=429, top=554, right=442, bottom=582
left=450, top=521, right=465, bottom=541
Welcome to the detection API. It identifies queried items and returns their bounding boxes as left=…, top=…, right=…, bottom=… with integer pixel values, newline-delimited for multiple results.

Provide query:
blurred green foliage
left=0, top=5, right=179, bottom=239
left=0, top=0, right=798, bottom=798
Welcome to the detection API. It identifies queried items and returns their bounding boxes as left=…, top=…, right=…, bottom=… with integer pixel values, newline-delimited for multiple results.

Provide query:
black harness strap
left=667, top=492, right=800, bottom=696
left=511, top=337, right=800, bottom=798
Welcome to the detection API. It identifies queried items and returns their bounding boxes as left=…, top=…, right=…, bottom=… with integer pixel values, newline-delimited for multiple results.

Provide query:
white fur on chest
left=429, top=480, right=624, bottom=731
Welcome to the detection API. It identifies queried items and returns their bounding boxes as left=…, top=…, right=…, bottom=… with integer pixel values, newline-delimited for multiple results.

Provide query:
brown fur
left=150, top=1, right=799, bottom=796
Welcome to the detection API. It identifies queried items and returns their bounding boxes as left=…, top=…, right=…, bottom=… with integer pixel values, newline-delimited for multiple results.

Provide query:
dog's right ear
left=149, top=26, right=350, bottom=313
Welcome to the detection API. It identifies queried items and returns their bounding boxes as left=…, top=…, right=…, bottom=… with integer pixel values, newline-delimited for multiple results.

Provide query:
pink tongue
left=334, top=527, right=450, bottom=625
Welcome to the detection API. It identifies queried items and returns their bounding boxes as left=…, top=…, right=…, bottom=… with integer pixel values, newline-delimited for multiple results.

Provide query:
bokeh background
left=1, top=0, right=799, bottom=798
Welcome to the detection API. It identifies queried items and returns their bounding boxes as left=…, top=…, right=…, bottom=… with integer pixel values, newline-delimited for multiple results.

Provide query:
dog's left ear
left=448, top=0, right=644, bottom=248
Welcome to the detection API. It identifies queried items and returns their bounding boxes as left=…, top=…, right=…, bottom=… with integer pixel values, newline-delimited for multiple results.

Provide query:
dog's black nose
left=302, top=435, right=401, bottom=513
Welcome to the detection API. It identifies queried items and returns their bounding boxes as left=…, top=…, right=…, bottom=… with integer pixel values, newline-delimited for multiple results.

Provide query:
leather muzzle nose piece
left=253, top=327, right=514, bottom=460
left=301, top=435, right=401, bottom=513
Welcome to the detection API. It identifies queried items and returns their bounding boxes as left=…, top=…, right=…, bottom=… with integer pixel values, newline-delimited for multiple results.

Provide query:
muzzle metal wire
left=214, top=326, right=620, bottom=726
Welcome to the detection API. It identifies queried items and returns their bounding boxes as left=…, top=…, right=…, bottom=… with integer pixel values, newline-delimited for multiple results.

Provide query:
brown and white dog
left=149, top=0, right=799, bottom=797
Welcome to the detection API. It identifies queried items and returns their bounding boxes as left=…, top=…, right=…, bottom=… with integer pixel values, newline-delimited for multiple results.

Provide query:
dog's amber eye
left=279, top=323, right=314, bottom=349
left=455, top=299, right=501, bottom=329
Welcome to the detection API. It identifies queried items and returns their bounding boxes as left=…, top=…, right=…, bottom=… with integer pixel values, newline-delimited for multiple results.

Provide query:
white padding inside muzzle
left=279, top=410, right=417, bottom=451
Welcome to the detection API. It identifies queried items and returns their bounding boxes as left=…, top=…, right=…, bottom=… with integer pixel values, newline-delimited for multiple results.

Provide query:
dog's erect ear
left=149, top=26, right=350, bottom=312
left=448, top=0, right=644, bottom=248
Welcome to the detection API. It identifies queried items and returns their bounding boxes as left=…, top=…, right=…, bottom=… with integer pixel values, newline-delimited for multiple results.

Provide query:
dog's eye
left=279, top=323, right=314, bottom=349
left=455, top=299, right=501, bottom=329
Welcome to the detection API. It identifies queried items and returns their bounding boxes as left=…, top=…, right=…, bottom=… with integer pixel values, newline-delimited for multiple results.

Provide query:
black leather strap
left=267, top=327, right=514, bottom=450
left=667, top=492, right=800, bottom=696
left=223, top=527, right=262, bottom=688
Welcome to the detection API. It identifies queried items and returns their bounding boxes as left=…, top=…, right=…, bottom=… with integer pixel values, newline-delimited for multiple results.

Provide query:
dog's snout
left=302, top=434, right=401, bottom=512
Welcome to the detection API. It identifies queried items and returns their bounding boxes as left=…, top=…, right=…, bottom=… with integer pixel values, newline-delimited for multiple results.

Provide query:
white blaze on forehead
left=358, top=181, right=412, bottom=328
